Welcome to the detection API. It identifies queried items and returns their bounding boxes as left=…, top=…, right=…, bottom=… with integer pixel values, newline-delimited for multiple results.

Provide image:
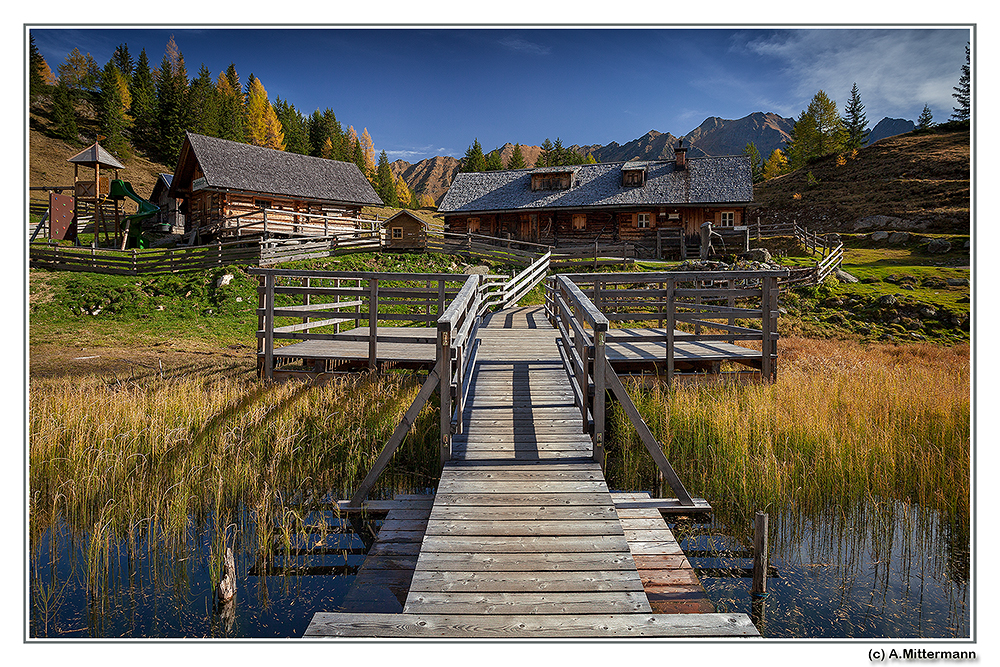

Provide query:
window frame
left=720, top=211, right=735, bottom=226
left=391, top=226, right=403, bottom=240
left=636, top=212, right=651, bottom=229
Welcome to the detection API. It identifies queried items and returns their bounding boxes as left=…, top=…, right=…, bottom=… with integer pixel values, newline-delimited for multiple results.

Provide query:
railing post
left=665, top=277, right=675, bottom=385
left=368, top=277, right=379, bottom=371
left=593, top=322, right=607, bottom=467
left=761, top=275, right=776, bottom=382
left=439, top=324, right=452, bottom=466
left=263, top=273, right=275, bottom=380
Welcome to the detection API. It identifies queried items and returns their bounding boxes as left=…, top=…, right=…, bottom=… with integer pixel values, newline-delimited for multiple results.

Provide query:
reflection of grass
left=607, top=336, right=970, bottom=528
left=29, top=358, right=440, bottom=595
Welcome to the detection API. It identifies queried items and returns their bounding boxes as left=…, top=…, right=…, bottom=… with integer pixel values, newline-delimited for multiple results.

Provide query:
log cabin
left=438, top=142, right=753, bottom=248
left=382, top=210, right=428, bottom=251
left=168, top=132, right=383, bottom=241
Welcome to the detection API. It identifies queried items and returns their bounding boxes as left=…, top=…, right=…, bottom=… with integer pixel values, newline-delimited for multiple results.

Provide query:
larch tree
left=762, top=149, right=789, bottom=180
left=359, top=128, right=377, bottom=180
left=807, top=90, right=845, bottom=157
left=842, top=83, right=870, bottom=151
left=111, top=44, right=133, bottom=86
left=244, top=76, right=285, bottom=150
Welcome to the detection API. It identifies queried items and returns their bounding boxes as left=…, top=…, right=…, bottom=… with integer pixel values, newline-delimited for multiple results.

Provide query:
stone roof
left=438, top=156, right=753, bottom=214
left=176, top=132, right=382, bottom=206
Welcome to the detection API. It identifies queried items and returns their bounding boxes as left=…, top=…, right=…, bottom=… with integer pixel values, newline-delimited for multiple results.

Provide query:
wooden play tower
left=67, top=141, right=125, bottom=247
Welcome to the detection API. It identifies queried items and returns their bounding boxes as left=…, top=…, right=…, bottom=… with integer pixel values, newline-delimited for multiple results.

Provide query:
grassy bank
left=607, top=336, right=970, bottom=528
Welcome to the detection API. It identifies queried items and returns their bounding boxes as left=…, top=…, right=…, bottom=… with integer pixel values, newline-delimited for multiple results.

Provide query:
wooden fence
left=28, top=238, right=261, bottom=275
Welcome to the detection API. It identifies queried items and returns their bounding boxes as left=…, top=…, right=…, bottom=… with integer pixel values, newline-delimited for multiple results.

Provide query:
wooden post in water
left=752, top=511, right=769, bottom=598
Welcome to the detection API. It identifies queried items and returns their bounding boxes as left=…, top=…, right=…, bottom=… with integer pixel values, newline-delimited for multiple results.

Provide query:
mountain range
left=391, top=111, right=915, bottom=204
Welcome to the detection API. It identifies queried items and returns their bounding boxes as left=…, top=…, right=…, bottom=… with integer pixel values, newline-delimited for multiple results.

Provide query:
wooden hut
left=150, top=173, right=184, bottom=234
left=168, top=132, right=383, bottom=241
left=438, top=141, right=752, bottom=249
left=382, top=210, right=428, bottom=251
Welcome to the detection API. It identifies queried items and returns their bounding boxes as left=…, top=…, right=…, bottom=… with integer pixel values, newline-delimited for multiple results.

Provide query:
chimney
left=674, top=139, right=687, bottom=170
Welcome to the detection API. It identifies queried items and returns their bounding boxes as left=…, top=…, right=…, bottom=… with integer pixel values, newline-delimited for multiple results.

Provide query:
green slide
left=110, top=179, right=160, bottom=249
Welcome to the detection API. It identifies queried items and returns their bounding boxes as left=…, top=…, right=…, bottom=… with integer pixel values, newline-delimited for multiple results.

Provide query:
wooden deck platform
left=270, top=313, right=765, bottom=376
left=304, top=307, right=757, bottom=638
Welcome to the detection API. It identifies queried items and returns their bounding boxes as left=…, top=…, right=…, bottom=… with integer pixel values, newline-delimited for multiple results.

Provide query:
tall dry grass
left=29, top=360, right=439, bottom=593
left=607, top=337, right=970, bottom=527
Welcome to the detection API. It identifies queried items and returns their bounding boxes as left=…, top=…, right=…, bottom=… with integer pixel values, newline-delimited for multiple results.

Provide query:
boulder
left=217, top=273, right=234, bottom=288
left=871, top=231, right=889, bottom=242
left=742, top=248, right=772, bottom=263
left=927, top=239, right=952, bottom=254
left=835, top=269, right=859, bottom=283
left=877, top=294, right=898, bottom=306
left=888, top=231, right=910, bottom=244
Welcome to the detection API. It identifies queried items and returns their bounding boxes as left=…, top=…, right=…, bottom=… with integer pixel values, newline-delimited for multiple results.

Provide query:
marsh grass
left=29, top=358, right=440, bottom=599
left=606, top=336, right=970, bottom=533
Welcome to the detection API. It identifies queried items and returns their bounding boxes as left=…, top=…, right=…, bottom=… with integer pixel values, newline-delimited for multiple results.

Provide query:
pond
left=28, top=494, right=969, bottom=639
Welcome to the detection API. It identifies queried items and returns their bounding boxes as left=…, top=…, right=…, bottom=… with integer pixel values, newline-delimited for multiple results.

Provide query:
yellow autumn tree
left=321, top=137, right=334, bottom=159
left=245, top=76, right=285, bottom=150
left=763, top=149, right=789, bottom=180
left=394, top=174, right=413, bottom=208
left=359, top=128, right=377, bottom=180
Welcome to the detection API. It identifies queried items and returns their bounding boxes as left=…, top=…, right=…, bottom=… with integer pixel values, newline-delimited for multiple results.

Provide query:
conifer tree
left=916, top=104, right=935, bottom=130
left=155, top=36, right=191, bottom=162
left=29, top=35, right=49, bottom=102
left=98, top=61, right=131, bottom=159
left=462, top=139, right=487, bottom=172
left=842, top=82, right=870, bottom=150
left=274, top=97, right=310, bottom=154
left=188, top=64, right=220, bottom=138
left=951, top=43, right=970, bottom=121
left=535, top=138, right=554, bottom=167
left=349, top=128, right=367, bottom=176
left=244, top=76, right=285, bottom=150
left=359, top=128, right=377, bottom=179
left=111, top=44, right=133, bottom=85
left=485, top=149, right=503, bottom=171
left=743, top=142, right=763, bottom=183
left=375, top=151, right=398, bottom=207
left=51, top=78, right=79, bottom=144
left=215, top=66, right=245, bottom=143
left=807, top=90, right=845, bottom=157
left=762, top=148, right=789, bottom=180
left=129, top=49, right=158, bottom=155
left=506, top=143, right=527, bottom=169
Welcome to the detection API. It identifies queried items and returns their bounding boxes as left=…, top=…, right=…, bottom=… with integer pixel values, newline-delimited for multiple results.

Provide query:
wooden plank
left=418, top=534, right=631, bottom=553
left=427, top=492, right=611, bottom=506
left=423, top=519, right=624, bottom=537
left=403, top=591, right=651, bottom=615
left=303, top=612, right=760, bottom=638
left=408, top=570, right=645, bottom=593
left=413, top=551, right=637, bottom=571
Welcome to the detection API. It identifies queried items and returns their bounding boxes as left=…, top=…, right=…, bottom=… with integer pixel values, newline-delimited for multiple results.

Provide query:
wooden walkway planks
left=305, top=305, right=758, bottom=638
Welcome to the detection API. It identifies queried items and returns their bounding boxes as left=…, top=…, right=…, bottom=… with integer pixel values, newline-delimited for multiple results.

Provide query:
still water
left=28, top=499, right=969, bottom=639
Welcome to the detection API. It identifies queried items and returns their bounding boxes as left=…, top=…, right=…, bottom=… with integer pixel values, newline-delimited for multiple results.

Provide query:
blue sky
left=30, top=26, right=971, bottom=163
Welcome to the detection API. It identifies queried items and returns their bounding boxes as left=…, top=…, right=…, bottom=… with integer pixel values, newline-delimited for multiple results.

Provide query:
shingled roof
left=171, top=132, right=382, bottom=206
left=438, top=156, right=753, bottom=214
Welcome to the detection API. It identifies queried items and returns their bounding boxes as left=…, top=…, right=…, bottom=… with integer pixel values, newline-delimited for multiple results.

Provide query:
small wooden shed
left=382, top=210, right=428, bottom=251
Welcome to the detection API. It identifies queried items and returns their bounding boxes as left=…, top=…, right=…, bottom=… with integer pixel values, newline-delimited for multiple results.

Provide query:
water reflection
left=673, top=501, right=970, bottom=638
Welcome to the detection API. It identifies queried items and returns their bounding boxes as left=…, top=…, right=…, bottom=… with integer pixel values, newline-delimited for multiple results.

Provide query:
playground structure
left=35, top=141, right=160, bottom=249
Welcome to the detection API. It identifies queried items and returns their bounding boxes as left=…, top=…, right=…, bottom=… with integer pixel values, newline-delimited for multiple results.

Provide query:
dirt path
left=29, top=341, right=257, bottom=379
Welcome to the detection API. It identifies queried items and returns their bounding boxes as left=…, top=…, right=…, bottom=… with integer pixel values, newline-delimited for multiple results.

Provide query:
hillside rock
left=682, top=112, right=794, bottom=158
left=927, top=238, right=952, bottom=254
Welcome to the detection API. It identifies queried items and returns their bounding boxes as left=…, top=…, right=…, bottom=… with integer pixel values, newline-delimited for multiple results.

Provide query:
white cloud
left=498, top=36, right=551, bottom=56
left=740, top=28, right=970, bottom=121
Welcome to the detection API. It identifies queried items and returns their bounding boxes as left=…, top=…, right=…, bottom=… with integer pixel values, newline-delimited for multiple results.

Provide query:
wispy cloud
left=498, top=36, right=551, bottom=56
left=735, top=28, right=970, bottom=120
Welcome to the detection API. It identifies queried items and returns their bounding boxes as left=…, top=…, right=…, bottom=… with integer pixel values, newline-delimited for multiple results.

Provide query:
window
left=467, top=217, right=480, bottom=233
left=622, top=170, right=645, bottom=187
left=636, top=213, right=650, bottom=229
left=391, top=227, right=403, bottom=239
left=531, top=171, right=573, bottom=191
left=572, top=214, right=586, bottom=231
left=720, top=211, right=735, bottom=226
left=254, top=199, right=271, bottom=210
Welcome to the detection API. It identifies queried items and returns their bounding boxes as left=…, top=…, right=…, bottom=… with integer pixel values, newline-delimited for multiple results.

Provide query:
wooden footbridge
left=251, top=256, right=786, bottom=638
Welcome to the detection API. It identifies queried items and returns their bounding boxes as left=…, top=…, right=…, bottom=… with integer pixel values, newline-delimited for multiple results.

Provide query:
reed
left=607, top=337, right=970, bottom=527
left=29, top=358, right=440, bottom=590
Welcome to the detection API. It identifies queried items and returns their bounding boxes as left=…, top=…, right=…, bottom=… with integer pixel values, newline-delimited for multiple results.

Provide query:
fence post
left=368, top=277, right=379, bottom=371
left=439, top=323, right=452, bottom=466
left=263, top=273, right=275, bottom=380
left=132, top=248, right=137, bottom=275
left=665, top=277, right=675, bottom=385
left=761, top=275, right=776, bottom=381
left=752, top=511, right=769, bottom=598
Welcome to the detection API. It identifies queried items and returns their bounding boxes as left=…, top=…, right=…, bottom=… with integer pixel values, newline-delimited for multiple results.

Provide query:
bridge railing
left=558, top=270, right=788, bottom=382
left=547, top=273, right=698, bottom=505
left=251, top=268, right=469, bottom=379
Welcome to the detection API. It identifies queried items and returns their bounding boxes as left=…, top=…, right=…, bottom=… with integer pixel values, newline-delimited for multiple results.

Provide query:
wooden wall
left=186, top=190, right=364, bottom=236
left=384, top=216, right=427, bottom=249
left=447, top=206, right=746, bottom=245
